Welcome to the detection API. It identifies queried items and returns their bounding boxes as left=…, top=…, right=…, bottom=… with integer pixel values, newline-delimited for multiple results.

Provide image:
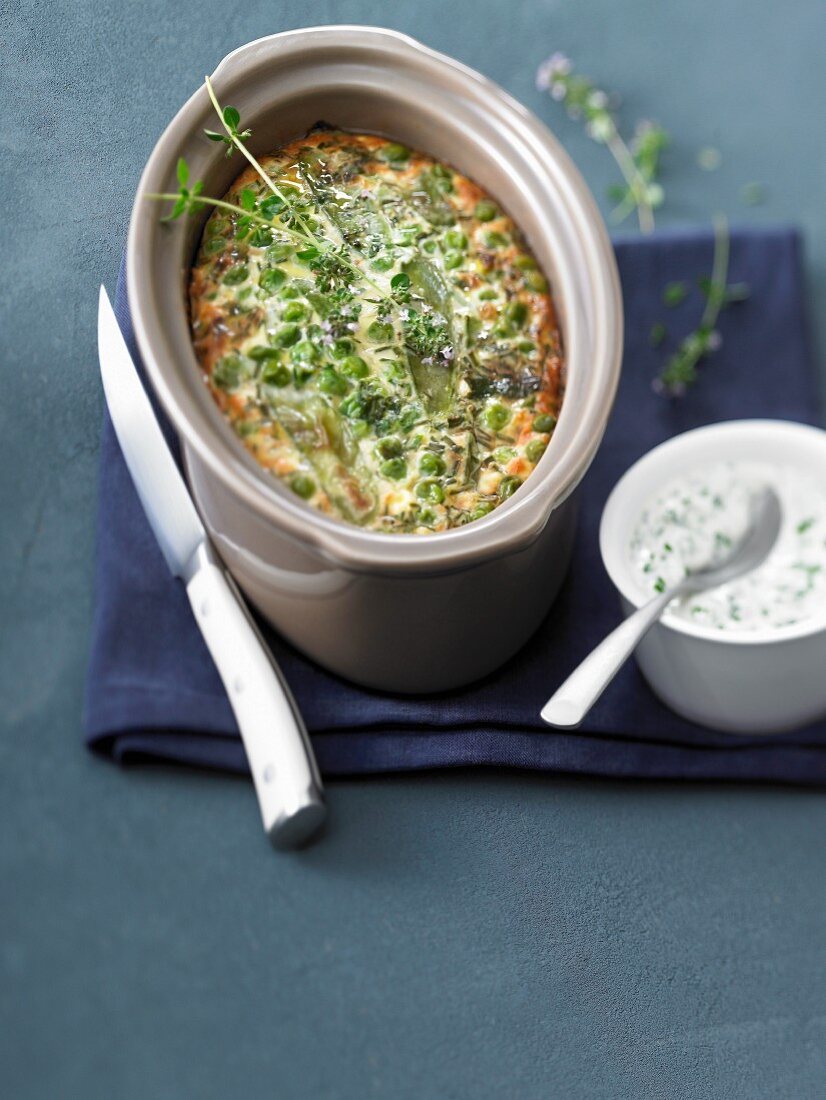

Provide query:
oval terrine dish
left=128, top=26, right=622, bottom=691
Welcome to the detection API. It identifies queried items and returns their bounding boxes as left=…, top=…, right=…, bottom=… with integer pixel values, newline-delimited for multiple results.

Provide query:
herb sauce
left=630, top=461, right=826, bottom=632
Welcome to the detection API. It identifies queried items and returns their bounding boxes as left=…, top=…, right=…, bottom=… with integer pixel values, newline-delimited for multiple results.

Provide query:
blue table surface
left=4, top=2, right=826, bottom=1096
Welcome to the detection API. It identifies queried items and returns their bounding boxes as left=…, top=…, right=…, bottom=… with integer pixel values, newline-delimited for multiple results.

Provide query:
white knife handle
left=186, top=559, right=325, bottom=849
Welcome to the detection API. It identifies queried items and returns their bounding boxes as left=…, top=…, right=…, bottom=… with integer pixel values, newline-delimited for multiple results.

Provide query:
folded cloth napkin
left=86, top=226, right=826, bottom=782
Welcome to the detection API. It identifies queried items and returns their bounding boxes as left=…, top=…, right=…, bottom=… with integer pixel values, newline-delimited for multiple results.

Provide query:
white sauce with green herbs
left=630, top=461, right=826, bottom=632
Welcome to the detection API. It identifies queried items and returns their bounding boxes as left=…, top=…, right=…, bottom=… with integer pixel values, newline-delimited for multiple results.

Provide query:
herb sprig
left=536, top=54, right=668, bottom=234
left=203, top=75, right=319, bottom=246
left=655, top=215, right=750, bottom=395
left=146, top=77, right=448, bottom=314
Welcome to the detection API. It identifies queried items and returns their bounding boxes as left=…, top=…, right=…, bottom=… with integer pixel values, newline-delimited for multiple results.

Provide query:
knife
left=97, top=286, right=326, bottom=849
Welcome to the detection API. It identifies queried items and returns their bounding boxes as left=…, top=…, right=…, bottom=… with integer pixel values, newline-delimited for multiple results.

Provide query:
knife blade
left=97, top=286, right=326, bottom=849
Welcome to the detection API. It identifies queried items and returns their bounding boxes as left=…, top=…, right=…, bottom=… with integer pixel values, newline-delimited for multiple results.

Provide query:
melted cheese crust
left=189, top=130, right=564, bottom=533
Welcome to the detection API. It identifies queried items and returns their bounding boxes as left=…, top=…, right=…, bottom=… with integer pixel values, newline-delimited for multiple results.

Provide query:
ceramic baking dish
left=127, top=26, right=623, bottom=691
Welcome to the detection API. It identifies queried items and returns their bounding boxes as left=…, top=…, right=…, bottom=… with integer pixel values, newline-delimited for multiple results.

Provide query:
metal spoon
left=540, top=486, right=783, bottom=729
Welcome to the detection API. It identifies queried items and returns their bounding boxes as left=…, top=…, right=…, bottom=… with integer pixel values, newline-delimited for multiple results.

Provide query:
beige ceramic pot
left=127, top=26, right=623, bottom=692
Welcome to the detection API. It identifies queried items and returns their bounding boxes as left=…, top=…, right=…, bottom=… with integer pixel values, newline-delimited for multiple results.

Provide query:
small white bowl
left=600, top=419, right=826, bottom=734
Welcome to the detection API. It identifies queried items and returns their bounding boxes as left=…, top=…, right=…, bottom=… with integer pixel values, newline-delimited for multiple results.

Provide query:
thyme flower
left=535, top=53, right=668, bottom=234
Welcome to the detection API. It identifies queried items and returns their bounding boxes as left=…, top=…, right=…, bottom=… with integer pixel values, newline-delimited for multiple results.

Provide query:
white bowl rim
left=600, top=418, right=826, bottom=646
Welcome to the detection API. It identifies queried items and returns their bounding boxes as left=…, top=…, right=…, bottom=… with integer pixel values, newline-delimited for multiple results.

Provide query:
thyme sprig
left=150, top=175, right=394, bottom=303
left=203, top=75, right=319, bottom=246
left=147, top=77, right=444, bottom=309
left=655, top=215, right=750, bottom=395
left=536, top=54, right=668, bottom=234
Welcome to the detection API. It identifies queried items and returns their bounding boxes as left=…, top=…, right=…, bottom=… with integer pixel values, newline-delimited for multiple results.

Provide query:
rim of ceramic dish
left=127, top=25, right=623, bottom=573
left=600, top=418, right=826, bottom=645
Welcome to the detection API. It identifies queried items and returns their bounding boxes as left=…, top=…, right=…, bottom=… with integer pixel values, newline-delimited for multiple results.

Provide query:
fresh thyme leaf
left=741, top=181, right=765, bottom=206
left=223, top=106, right=241, bottom=130
left=650, top=322, right=667, bottom=348
left=724, top=282, right=750, bottom=303
left=662, top=282, right=688, bottom=307
left=697, top=146, right=722, bottom=171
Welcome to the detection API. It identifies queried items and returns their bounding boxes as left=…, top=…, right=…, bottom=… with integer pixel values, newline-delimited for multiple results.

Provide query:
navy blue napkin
left=86, top=226, right=826, bottom=782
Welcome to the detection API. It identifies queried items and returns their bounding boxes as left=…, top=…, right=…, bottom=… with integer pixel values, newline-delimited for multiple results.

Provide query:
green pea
left=282, top=301, right=309, bottom=323
left=212, top=355, right=243, bottom=391
left=471, top=501, right=495, bottom=520
left=223, top=264, right=249, bottom=286
left=444, top=250, right=463, bottom=270
left=532, top=413, right=557, bottom=433
left=484, top=231, right=509, bottom=249
left=506, top=301, right=529, bottom=328
left=290, top=474, right=316, bottom=500
left=475, top=200, right=498, bottom=222
left=340, top=393, right=369, bottom=420
left=525, top=270, right=549, bottom=293
left=261, top=362, right=291, bottom=387
left=415, top=478, right=445, bottom=505
left=493, top=447, right=516, bottom=465
left=383, top=360, right=407, bottom=384
left=382, top=143, right=410, bottom=163
left=418, top=452, right=446, bottom=476
left=396, top=227, right=420, bottom=247
left=423, top=239, right=438, bottom=254
left=500, top=476, right=522, bottom=499
left=273, top=324, right=300, bottom=348
left=204, top=237, right=224, bottom=256
left=248, top=345, right=281, bottom=361
left=340, top=355, right=369, bottom=379
left=484, top=404, right=510, bottom=431
left=248, top=227, right=274, bottom=248
left=380, top=457, right=407, bottom=480
left=444, top=228, right=467, bottom=250
left=266, top=243, right=292, bottom=264
left=371, top=255, right=395, bottom=272
left=292, top=364, right=315, bottom=387
left=376, top=437, right=403, bottom=459
left=525, top=439, right=547, bottom=464
left=317, top=367, right=348, bottom=396
left=515, top=255, right=537, bottom=271
left=367, top=321, right=394, bottom=343
left=291, top=340, right=319, bottom=364
left=478, top=288, right=497, bottom=300
left=279, top=285, right=301, bottom=300
left=330, top=337, right=354, bottom=360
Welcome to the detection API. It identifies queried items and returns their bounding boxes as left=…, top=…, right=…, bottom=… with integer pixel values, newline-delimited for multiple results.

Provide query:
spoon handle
left=540, top=588, right=677, bottom=728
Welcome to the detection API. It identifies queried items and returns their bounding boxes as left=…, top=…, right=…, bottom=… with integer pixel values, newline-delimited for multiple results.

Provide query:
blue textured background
left=4, top=2, right=826, bottom=1096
